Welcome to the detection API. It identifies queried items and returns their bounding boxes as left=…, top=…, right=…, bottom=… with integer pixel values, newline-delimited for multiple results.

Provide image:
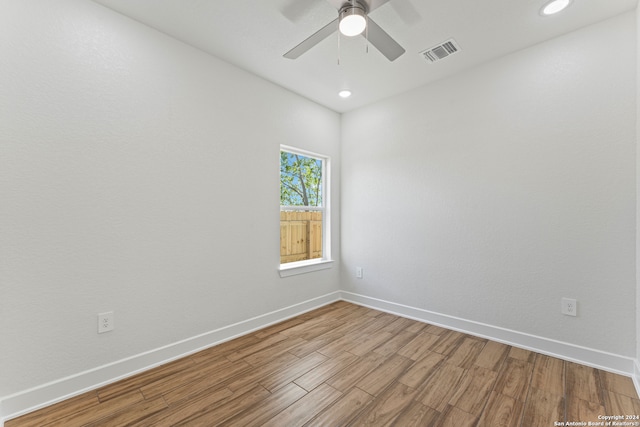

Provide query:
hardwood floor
left=7, top=301, right=640, bottom=426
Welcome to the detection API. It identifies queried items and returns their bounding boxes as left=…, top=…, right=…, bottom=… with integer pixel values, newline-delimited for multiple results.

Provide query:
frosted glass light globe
left=339, top=7, right=366, bottom=37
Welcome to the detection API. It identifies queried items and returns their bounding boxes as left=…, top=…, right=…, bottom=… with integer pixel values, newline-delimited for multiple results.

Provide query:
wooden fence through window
left=280, top=211, right=322, bottom=264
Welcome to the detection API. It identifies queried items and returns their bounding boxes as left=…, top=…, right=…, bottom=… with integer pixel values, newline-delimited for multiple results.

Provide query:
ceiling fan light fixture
left=339, top=6, right=367, bottom=37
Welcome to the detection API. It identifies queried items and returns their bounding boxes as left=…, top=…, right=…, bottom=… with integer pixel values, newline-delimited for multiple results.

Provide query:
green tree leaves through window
left=280, top=150, right=323, bottom=207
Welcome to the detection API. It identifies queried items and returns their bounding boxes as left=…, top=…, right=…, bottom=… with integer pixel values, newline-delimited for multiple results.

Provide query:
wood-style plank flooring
left=7, top=301, right=640, bottom=426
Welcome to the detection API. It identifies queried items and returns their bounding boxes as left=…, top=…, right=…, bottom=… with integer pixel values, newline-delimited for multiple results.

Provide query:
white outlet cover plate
left=98, top=311, right=115, bottom=333
left=561, top=298, right=577, bottom=316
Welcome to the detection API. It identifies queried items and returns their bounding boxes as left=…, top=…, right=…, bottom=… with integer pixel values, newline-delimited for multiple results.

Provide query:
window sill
left=279, top=259, right=334, bottom=277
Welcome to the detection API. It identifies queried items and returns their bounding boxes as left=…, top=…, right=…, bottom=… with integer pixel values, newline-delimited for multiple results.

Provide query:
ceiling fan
left=283, top=0, right=406, bottom=62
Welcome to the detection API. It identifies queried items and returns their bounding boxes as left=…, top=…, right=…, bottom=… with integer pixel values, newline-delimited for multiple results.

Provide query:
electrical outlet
left=98, top=311, right=115, bottom=333
left=561, top=298, right=577, bottom=317
left=356, top=267, right=363, bottom=279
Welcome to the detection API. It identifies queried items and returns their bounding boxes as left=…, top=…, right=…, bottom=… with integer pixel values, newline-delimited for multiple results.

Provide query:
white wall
left=342, top=13, right=636, bottom=358
left=0, top=0, right=340, bottom=408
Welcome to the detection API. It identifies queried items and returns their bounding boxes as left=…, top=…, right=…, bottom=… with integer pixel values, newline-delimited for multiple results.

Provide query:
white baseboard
left=634, top=360, right=640, bottom=401
left=340, top=291, right=638, bottom=377
left=0, top=291, right=341, bottom=425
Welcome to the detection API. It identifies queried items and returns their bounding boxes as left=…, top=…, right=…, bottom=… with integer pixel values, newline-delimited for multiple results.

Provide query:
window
left=279, top=146, right=331, bottom=274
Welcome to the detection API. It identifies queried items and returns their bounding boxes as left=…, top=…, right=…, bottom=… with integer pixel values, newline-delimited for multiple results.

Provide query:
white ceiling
left=92, top=0, right=637, bottom=113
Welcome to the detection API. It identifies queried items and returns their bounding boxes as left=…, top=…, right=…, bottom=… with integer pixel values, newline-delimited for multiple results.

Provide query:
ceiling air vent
left=420, top=39, right=460, bottom=63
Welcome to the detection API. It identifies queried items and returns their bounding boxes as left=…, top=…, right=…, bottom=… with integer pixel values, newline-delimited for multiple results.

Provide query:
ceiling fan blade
left=365, top=17, right=405, bottom=61
left=280, top=0, right=324, bottom=23
left=283, top=18, right=339, bottom=59
left=365, top=0, right=392, bottom=12
left=325, top=0, right=347, bottom=10
left=325, top=0, right=390, bottom=13
left=389, top=0, right=421, bottom=26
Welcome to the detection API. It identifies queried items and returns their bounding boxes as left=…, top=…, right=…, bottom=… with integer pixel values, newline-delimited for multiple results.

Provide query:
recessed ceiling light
left=541, top=0, right=572, bottom=16
left=338, top=90, right=352, bottom=98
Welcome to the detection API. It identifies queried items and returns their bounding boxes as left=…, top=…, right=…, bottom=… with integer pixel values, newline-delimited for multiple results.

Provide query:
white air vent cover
left=420, top=39, right=460, bottom=63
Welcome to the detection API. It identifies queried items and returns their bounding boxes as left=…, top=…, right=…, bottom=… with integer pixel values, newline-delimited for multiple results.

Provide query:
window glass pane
left=280, top=151, right=322, bottom=207
left=280, top=149, right=325, bottom=265
left=280, top=210, right=323, bottom=263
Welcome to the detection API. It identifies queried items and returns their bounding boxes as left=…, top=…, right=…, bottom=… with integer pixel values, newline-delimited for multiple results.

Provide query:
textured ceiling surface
left=92, top=0, right=637, bottom=112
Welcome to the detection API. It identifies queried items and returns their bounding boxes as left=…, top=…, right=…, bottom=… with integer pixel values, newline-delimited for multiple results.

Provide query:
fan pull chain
left=337, top=31, right=341, bottom=65
left=365, top=15, right=369, bottom=54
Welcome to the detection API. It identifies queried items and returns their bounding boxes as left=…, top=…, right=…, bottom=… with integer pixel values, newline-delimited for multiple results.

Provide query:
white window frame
left=279, top=145, right=333, bottom=277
